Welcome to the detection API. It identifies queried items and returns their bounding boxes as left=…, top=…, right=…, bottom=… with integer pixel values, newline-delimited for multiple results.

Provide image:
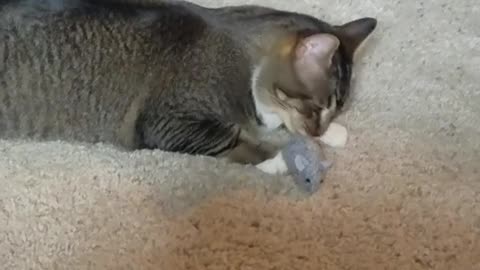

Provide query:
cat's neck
left=249, top=59, right=284, bottom=132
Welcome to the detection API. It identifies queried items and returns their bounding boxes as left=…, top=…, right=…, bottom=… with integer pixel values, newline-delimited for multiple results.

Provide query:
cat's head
left=254, top=17, right=377, bottom=136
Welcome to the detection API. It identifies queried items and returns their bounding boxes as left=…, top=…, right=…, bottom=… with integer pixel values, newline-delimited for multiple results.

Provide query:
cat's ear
left=295, top=33, right=340, bottom=68
left=293, top=33, right=340, bottom=92
left=334, top=17, right=377, bottom=61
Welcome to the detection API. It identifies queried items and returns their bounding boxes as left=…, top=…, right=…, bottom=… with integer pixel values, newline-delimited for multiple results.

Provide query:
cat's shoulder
left=0, top=0, right=208, bottom=33
left=0, top=0, right=197, bottom=17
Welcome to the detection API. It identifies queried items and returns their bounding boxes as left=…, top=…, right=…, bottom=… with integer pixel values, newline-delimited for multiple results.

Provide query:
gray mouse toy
left=281, top=135, right=333, bottom=193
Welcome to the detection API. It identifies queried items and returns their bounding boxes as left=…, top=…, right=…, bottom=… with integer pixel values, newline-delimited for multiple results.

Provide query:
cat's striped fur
left=0, top=0, right=376, bottom=167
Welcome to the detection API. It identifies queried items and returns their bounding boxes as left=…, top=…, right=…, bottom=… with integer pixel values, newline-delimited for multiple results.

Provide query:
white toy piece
left=256, top=122, right=348, bottom=193
left=317, top=122, right=348, bottom=148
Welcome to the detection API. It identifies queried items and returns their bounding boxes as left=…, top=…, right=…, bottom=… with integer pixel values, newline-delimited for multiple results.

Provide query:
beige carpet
left=1, top=0, right=480, bottom=269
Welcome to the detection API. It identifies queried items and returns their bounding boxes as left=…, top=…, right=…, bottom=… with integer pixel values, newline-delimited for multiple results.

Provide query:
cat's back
left=0, top=0, right=249, bottom=147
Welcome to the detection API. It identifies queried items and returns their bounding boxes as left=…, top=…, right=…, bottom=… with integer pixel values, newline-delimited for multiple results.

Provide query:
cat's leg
left=226, top=136, right=288, bottom=175
left=222, top=131, right=279, bottom=165
left=224, top=131, right=289, bottom=174
left=139, top=116, right=280, bottom=167
left=139, top=114, right=288, bottom=174
left=139, top=117, right=241, bottom=157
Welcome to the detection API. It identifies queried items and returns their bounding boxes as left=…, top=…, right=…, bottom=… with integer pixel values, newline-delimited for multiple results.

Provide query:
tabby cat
left=0, top=0, right=377, bottom=173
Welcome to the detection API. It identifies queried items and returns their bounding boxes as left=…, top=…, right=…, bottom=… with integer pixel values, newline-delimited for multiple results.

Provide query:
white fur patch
left=317, top=122, right=348, bottom=148
left=256, top=152, right=289, bottom=175
left=251, top=62, right=283, bottom=130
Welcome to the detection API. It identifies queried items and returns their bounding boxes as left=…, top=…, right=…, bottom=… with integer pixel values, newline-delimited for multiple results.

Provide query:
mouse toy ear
left=320, top=160, right=333, bottom=170
left=334, top=17, right=377, bottom=61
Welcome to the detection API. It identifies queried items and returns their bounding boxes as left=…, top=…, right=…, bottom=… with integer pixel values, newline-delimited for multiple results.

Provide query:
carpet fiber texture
left=1, top=0, right=479, bottom=269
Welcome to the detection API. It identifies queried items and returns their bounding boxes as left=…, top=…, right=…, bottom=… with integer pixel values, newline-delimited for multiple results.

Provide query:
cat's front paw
left=316, top=122, right=348, bottom=148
